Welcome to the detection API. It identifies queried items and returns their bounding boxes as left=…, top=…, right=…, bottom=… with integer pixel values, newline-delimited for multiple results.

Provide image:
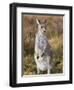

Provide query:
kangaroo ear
left=44, top=19, right=47, bottom=24
left=44, top=19, right=47, bottom=26
left=36, top=19, right=40, bottom=25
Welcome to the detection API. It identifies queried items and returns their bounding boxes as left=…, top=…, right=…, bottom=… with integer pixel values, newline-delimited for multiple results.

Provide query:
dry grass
left=22, top=15, right=63, bottom=75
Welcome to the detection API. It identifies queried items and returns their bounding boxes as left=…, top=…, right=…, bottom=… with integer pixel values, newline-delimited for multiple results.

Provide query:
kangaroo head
left=36, top=19, right=47, bottom=34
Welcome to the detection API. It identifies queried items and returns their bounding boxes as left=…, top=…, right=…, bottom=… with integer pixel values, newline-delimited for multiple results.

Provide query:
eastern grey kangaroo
left=34, top=19, right=53, bottom=74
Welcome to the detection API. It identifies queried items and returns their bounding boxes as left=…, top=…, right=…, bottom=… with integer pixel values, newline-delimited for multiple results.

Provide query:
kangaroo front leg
left=47, top=56, right=50, bottom=74
left=37, top=67, right=40, bottom=74
left=48, top=66, right=50, bottom=74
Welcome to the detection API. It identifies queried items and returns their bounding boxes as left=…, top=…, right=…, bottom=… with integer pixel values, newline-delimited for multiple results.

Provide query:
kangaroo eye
left=41, top=26, right=44, bottom=28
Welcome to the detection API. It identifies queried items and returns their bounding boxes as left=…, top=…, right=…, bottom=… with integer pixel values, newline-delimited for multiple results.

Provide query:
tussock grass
left=23, top=15, right=63, bottom=75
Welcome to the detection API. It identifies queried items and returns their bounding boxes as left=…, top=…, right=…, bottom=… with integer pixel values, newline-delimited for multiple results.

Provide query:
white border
left=16, top=7, right=70, bottom=83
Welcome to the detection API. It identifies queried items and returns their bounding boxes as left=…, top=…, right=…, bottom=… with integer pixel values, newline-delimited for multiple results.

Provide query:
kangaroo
left=34, top=19, right=53, bottom=74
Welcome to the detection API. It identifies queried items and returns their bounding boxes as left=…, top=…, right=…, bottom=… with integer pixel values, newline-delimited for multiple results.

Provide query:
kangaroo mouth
left=44, top=30, right=46, bottom=32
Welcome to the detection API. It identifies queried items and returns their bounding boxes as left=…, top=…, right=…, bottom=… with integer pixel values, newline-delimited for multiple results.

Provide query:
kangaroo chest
left=35, top=34, right=47, bottom=54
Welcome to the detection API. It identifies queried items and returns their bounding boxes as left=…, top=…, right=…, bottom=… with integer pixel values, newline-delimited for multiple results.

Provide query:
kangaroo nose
left=44, top=29, right=46, bottom=32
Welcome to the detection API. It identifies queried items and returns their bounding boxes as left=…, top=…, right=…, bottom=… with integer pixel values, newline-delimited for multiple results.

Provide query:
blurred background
left=22, top=14, right=63, bottom=75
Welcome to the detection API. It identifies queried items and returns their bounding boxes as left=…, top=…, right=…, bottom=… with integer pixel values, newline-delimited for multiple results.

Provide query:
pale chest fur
left=35, top=33, right=47, bottom=56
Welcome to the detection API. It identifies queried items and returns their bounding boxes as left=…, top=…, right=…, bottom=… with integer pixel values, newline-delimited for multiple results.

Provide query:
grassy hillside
left=22, top=15, right=63, bottom=75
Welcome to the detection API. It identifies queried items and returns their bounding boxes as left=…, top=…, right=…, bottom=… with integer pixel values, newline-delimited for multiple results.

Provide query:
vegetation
left=22, top=15, right=63, bottom=75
